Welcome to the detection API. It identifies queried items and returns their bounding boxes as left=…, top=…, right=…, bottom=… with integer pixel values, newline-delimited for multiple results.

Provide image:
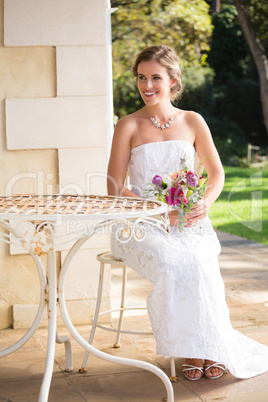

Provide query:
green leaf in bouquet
left=162, top=181, right=168, bottom=189
left=157, top=194, right=166, bottom=203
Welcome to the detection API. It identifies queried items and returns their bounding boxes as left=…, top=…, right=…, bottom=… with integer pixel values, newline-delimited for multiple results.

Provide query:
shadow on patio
left=0, top=231, right=268, bottom=402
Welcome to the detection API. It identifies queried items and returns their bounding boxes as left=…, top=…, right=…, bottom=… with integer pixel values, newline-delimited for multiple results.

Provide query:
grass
left=208, top=166, right=268, bottom=246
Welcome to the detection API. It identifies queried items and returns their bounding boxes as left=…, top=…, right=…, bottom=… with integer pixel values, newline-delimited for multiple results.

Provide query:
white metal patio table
left=0, top=194, right=174, bottom=402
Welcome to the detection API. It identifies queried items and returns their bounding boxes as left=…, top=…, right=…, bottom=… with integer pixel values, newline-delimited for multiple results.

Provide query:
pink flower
left=165, top=186, right=184, bottom=206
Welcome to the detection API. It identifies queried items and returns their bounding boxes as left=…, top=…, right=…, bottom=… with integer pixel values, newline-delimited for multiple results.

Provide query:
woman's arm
left=194, top=113, right=225, bottom=207
left=107, top=116, right=139, bottom=197
left=184, top=112, right=225, bottom=226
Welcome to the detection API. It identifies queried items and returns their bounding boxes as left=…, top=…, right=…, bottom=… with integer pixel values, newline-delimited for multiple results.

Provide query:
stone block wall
left=0, top=0, right=110, bottom=329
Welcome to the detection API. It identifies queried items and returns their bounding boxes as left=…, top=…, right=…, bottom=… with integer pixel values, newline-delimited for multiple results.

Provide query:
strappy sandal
left=204, top=362, right=227, bottom=379
left=182, top=364, right=204, bottom=381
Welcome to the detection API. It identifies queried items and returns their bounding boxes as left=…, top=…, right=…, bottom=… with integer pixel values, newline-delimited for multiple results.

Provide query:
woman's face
left=137, top=59, right=175, bottom=105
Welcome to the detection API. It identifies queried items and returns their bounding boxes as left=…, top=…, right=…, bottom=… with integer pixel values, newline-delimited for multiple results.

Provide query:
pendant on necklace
left=150, top=116, right=173, bottom=130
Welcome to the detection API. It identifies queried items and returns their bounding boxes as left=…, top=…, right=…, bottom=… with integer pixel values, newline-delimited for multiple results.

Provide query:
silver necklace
left=149, top=116, right=174, bottom=130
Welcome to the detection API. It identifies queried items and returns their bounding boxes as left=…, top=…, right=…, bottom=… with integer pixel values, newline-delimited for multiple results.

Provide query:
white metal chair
left=79, top=251, right=177, bottom=381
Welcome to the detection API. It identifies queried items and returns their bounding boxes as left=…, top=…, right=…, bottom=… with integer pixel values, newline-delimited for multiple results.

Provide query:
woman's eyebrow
left=138, top=73, right=162, bottom=77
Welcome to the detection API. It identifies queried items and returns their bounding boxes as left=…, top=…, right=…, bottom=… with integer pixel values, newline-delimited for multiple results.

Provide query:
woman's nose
left=145, top=79, right=153, bottom=89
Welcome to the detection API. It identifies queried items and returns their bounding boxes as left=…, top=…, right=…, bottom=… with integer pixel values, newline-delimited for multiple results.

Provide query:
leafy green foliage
left=177, top=66, right=215, bottom=116
left=111, top=0, right=212, bottom=117
left=208, top=5, right=251, bottom=84
left=111, top=0, right=268, bottom=154
left=206, top=4, right=267, bottom=150
left=206, top=116, right=247, bottom=164
left=240, top=0, right=268, bottom=46
left=214, top=77, right=266, bottom=146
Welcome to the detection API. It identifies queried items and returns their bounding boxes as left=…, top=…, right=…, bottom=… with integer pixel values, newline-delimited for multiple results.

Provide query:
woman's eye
left=138, top=76, right=145, bottom=80
left=153, top=77, right=161, bottom=80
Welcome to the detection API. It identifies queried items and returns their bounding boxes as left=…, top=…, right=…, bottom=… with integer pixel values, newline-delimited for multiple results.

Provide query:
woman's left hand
left=186, top=199, right=208, bottom=226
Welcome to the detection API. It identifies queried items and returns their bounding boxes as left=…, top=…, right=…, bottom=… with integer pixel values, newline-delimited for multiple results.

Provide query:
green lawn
left=208, top=166, right=268, bottom=246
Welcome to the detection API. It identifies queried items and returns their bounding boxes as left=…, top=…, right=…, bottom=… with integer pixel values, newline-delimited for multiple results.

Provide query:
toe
left=184, top=358, right=204, bottom=380
left=212, top=367, right=217, bottom=376
left=205, top=361, right=225, bottom=378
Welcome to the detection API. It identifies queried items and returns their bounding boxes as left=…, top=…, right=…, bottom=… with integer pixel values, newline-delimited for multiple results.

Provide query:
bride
left=107, top=45, right=268, bottom=381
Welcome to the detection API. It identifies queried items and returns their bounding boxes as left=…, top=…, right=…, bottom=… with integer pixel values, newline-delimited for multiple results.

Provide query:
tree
left=208, top=5, right=251, bottom=84
left=212, top=0, right=221, bottom=13
left=233, top=0, right=268, bottom=139
left=207, top=4, right=266, bottom=149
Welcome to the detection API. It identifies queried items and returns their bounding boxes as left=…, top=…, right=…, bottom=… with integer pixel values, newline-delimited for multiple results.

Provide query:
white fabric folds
left=111, top=140, right=268, bottom=379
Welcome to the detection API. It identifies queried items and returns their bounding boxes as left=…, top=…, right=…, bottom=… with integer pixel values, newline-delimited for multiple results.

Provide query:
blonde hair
left=132, top=45, right=183, bottom=101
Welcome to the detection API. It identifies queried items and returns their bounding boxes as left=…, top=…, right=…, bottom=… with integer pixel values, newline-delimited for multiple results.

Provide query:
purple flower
left=152, top=175, right=163, bottom=187
left=187, top=173, right=198, bottom=187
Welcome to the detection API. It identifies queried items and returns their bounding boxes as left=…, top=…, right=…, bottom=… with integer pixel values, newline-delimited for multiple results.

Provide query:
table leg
left=59, top=236, right=174, bottom=402
left=56, top=328, right=73, bottom=372
left=38, top=249, right=57, bottom=402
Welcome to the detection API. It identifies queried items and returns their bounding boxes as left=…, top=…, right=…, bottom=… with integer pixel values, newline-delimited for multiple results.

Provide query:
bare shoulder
left=114, top=112, right=140, bottom=137
left=180, top=111, right=220, bottom=162
left=113, top=110, right=145, bottom=147
left=116, top=110, right=142, bottom=129
left=180, top=110, right=211, bottom=140
left=182, top=110, right=207, bottom=127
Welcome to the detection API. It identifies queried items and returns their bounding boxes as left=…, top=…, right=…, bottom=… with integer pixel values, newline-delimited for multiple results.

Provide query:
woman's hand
left=185, top=199, right=208, bottom=227
left=168, top=200, right=208, bottom=228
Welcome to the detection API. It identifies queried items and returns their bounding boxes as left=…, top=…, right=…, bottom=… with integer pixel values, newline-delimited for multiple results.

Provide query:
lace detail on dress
left=111, top=140, right=268, bottom=379
left=129, top=140, right=195, bottom=197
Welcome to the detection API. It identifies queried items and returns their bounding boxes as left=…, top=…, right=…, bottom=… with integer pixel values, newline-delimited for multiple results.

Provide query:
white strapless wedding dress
left=111, top=140, right=268, bottom=379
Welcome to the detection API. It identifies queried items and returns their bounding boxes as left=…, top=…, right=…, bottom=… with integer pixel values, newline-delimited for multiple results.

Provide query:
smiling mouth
left=144, top=91, right=157, bottom=96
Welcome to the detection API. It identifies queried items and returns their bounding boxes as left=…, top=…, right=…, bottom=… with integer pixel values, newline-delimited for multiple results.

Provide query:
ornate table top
left=0, top=194, right=167, bottom=221
left=0, top=194, right=168, bottom=256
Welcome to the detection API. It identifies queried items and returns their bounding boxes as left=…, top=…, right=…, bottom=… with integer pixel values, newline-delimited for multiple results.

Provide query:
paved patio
left=1, top=230, right=268, bottom=401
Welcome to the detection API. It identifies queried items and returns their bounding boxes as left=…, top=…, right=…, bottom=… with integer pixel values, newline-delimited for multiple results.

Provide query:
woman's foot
left=182, top=358, right=204, bottom=380
left=204, top=360, right=226, bottom=379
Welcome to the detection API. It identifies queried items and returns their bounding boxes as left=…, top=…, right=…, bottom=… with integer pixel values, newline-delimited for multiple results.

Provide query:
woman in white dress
left=107, top=45, right=268, bottom=381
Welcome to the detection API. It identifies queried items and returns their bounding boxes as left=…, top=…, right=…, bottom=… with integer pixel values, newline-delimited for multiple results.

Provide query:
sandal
left=182, top=364, right=204, bottom=381
left=204, top=362, right=227, bottom=379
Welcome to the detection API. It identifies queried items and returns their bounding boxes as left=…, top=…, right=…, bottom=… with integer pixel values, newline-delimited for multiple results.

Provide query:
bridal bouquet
left=144, top=157, right=208, bottom=230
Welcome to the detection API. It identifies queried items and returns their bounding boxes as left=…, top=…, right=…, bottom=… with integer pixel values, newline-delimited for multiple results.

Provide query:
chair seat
left=96, top=251, right=126, bottom=266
